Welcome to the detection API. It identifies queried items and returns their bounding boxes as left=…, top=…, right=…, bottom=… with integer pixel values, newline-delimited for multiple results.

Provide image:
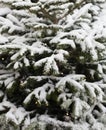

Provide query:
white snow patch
left=6, top=107, right=27, bottom=125
left=0, top=7, right=11, bottom=16
left=0, top=35, right=8, bottom=44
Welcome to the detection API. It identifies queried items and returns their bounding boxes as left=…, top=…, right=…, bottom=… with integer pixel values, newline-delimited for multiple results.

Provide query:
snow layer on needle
left=66, top=74, right=86, bottom=81
left=0, top=0, right=106, bottom=129
left=13, top=10, right=30, bottom=17
left=64, top=3, right=92, bottom=28
left=40, top=0, right=68, bottom=4
left=4, top=76, right=14, bottom=86
left=0, top=16, right=25, bottom=33
left=0, top=7, right=11, bottom=16
left=0, top=99, right=15, bottom=112
left=84, top=82, right=104, bottom=102
left=0, top=35, right=8, bottom=44
left=58, top=38, right=76, bottom=49
left=85, top=37, right=98, bottom=61
left=6, top=107, right=28, bottom=125
left=24, top=83, right=54, bottom=104
left=56, top=75, right=83, bottom=92
left=1, top=0, right=22, bottom=2
left=44, top=56, right=59, bottom=75
left=12, top=1, right=35, bottom=8
left=7, top=14, right=23, bottom=27
left=24, top=57, right=30, bottom=66
left=53, top=52, right=67, bottom=63
left=11, top=36, right=27, bottom=45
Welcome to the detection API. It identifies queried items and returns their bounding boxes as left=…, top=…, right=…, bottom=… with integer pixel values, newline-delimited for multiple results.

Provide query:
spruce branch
left=40, top=6, right=57, bottom=24
left=37, top=0, right=85, bottom=24
left=57, top=0, right=85, bottom=23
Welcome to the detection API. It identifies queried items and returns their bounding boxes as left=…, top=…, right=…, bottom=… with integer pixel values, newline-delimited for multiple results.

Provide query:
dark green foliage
left=0, top=0, right=106, bottom=129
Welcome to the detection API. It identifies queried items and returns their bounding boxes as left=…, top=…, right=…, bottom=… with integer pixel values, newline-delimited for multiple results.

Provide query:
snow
left=0, top=8, right=11, bottom=16
left=11, top=52, right=20, bottom=60
left=64, top=3, right=92, bottom=28
left=97, top=64, right=103, bottom=74
left=0, top=99, right=15, bottom=112
left=12, top=1, right=35, bottom=8
left=1, top=0, right=22, bottom=3
left=91, top=122, right=106, bottom=130
left=65, top=74, right=86, bottom=81
left=14, top=62, right=19, bottom=69
left=24, top=115, right=31, bottom=128
left=98, top=103, right=106, bottom=113
left=44, top=56, right=59, bottom=75
left=34, top=52, right=67, bottom=75
left=58, top=38, right=76, bottom=49
left=7, top=14, right=23, bottom=27
left=6, top=107, right=27, bottom=125
left=84, top=83, right=100, bottom=102
left=4, top=77, right=14, bottom=86
left=38, top=114, right=73, bottom=127
left=13, top=10, right=30, bottom=17
left=0, top=16, right=25, bottom=33
left=0, top=105, right=5, bottom=111
left=6, top=81, right=14, bottom=89
left=0, top=0, right=106, bottom=130
left=35, top=114, right=91, bottom=130
left=23, top=57, right=30, bottom=66
left=24, top=83, right=54, bottom=104
left=0, top=35, right=8, bottom=44
left=56, top=75, right=83, bottom=92
left=0, top=73, right=13, bottom=80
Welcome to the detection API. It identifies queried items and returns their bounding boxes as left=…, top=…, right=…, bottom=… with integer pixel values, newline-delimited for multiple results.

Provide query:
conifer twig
left=36, top=0, right=85, bottom=24
left=40, top=6, right=56, bottom=23
left=56, top=0, right=85, bottom=23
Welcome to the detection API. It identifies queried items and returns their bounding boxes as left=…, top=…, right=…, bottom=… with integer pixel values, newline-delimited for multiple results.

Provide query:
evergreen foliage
left=0, top=0, right=106, bottom=129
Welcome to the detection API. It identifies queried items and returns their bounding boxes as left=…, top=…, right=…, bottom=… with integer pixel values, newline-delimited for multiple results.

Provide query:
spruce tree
left=0, top=0, right=106, bottom=129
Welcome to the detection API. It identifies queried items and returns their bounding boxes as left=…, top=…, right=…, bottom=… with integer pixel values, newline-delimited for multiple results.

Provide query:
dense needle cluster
left=0, top=0, right=106, bottom=129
